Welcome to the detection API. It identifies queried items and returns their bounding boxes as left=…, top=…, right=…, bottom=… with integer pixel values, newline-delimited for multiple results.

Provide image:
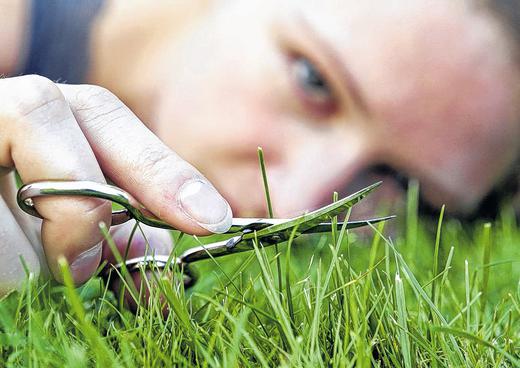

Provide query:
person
left=0, top=0, right=518, bottom=294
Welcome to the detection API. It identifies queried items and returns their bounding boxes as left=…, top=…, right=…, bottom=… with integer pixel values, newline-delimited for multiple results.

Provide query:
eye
left=290, top=56, right=337, bottom=115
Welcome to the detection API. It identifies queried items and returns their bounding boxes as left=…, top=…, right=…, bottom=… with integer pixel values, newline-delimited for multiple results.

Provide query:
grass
left=0, top=185, right=519, bottom=367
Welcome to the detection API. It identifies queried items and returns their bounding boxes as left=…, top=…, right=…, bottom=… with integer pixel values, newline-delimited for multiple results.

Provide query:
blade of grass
left=432, top=326, right=520, bottom=367
left=368, top=223, right=466, bottom=365
left=57, top=258, right=118, bottom=366
left=251, top=238, right=293, bottom=352
left=432, top=205, right=445, bottom=305
left=189, top=236, right=270, bottom=336
left=258, top=147, right=283, bottom=302
left=395, top=273, right=412, bottom=368
left=285, top=225, right=299, bottom=331
left=480, top=223, right=492, bottom=319
left=99, top=222, right=139, bottom=304
left=406, top=179, right=419, bottom=253
left=465, top=260, right=470, bottom=332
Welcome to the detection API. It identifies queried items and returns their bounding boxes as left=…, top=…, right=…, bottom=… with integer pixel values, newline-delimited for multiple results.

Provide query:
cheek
left=153, top=47, right=297, bottom=169
left=374, top=114, right=519, bottom=212
left=154, top=74, right=288, bottom=165
left=361, top=46, right=519, bottom=210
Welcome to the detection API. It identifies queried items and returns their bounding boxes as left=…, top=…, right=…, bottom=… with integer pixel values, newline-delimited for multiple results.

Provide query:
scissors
left=16, top=180, right=393, bottom=287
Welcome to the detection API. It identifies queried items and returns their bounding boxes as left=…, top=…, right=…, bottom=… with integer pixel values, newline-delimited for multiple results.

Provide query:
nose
left=264, top=139, right=372, bottom=218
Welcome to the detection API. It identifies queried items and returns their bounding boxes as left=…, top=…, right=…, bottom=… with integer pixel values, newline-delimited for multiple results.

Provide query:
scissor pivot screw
left=225, top=235, right=242, bottom=249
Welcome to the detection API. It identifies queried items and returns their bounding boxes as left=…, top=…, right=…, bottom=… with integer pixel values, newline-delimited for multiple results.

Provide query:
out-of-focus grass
left=0, top=190, right=519, bottom=367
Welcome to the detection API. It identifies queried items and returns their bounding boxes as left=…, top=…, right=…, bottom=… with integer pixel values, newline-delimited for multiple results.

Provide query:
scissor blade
left=180, top=216, right=394, bottom=264
left=243, top=182, right=382, bottom=242
left=226, top=218, right=287, bottom=233
left=303, top=215, right=395, bottom=234
left=227, top=214, right=395, bottom=234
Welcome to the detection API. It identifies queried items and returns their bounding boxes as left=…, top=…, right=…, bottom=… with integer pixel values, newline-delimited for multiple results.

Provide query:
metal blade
left=302, top=215, right=395, bottom=234
left=179, top=215, right=395, bottom=264
left=242, top=182, right=382, bottom=243
left=228, top=214, right=395, bottom=235
left=226, top=218, right=287, bottom=233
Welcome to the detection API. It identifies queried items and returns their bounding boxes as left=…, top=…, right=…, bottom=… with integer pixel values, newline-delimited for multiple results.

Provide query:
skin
left=0, top=0, right=519, bottom=295
left=91, top=0, right=520, bottom=218
left=0, top=1, right=233, bottom=292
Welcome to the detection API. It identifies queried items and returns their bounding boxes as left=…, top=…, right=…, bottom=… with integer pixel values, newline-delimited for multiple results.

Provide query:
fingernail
left=177, top=179, right=232, bottom=233
left=70, top=242, right=102, bottom=284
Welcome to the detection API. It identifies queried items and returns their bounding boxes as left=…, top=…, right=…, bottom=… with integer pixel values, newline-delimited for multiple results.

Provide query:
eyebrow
left=296, top=16, right=370, bottom=113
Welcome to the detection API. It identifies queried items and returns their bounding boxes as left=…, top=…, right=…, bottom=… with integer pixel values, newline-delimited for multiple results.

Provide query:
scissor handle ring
left=109, top=255, right=197, bottom=288
left=16, top=180, right=176, bottom=229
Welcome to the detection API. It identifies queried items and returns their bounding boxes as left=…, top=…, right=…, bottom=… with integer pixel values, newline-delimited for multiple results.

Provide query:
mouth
left=221, top=162, right=407, bottom=220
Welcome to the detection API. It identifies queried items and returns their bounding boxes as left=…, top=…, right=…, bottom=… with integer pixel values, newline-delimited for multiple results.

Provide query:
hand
left=0, top=75, right=232, bottom=294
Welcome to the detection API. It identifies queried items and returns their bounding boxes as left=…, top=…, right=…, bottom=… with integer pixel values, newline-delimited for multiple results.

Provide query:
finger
left=57, top=84, right=232, bottom=235
left=103, top=221, right=174, bottom=312
left=0, top=196, right=41, bottom=295
left=0, top=171, right=48, bottom=277
left=102, top=221, right=173, bottom=265
left=0, top=75, right=112, bottom=283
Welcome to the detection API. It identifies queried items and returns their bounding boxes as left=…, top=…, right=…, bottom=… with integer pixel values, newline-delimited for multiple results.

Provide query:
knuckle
left=0, top=75, right=69, bottom=126
left=19, top=74, right=58, bottom=93
left=76, top=84, right=116, bottom=105
left=11, top=75, right=64, bottom=113
left=133, top=146, right=179, bottom=178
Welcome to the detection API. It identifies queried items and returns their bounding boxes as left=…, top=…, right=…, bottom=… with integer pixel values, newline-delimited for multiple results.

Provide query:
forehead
left=297, top=1, right=512, bottom=102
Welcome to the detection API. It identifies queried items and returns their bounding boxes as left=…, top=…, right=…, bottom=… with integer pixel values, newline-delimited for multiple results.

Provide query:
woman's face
left=110, top=0, right=520, bottom=217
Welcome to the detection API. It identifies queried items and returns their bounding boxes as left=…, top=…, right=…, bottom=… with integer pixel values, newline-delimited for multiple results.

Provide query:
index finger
left=58, top=84, right=232, bottom=235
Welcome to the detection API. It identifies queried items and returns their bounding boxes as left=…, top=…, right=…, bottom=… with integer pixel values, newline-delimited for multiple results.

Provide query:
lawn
left=0, top=183, right=518, bottom=367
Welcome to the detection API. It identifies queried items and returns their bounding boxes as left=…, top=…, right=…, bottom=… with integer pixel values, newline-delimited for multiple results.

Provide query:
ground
left=0, top=184, right=519, bottom=367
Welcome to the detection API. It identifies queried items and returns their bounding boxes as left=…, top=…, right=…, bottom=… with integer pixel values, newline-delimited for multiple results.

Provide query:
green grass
left=0, top=191, right=519, bottom=367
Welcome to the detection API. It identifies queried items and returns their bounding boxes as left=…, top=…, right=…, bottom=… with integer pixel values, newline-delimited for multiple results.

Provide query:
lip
left=225, top=165, right=369, bottom=219
left=225, top=174, right=384, bottom=219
